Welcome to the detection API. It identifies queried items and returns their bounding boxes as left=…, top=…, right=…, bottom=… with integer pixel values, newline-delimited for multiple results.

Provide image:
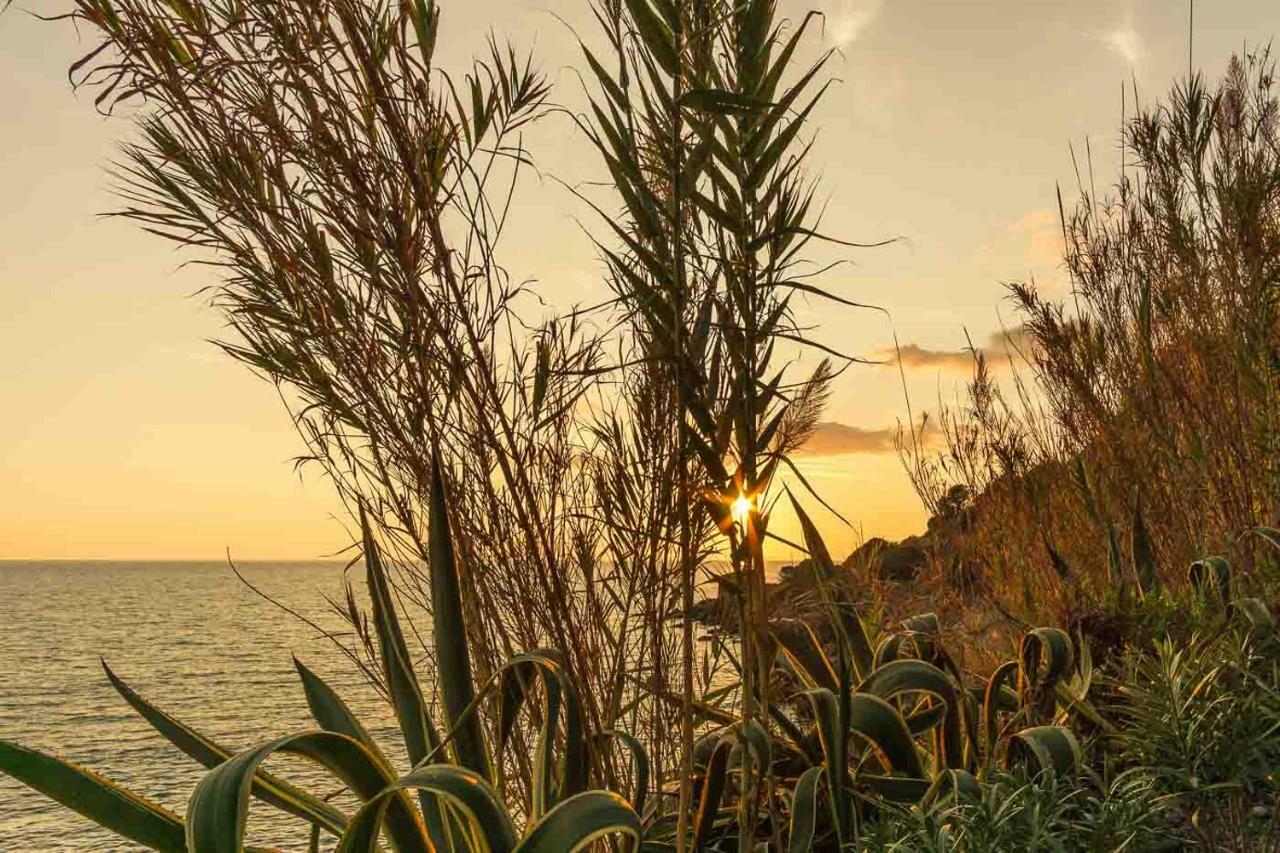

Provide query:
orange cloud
left=874, top=326, right=1036, bottom=371
left=972, top=208, right=1066, bottom=274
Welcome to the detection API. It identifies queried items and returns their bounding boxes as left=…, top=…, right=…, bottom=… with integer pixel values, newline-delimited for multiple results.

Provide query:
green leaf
left=982, top=660, right=1020, bottom=760
left=802, top=686, right=849, bottom=836
left=786, top=493, right=874, bottom=676
left=860, top=774, right=931, bottom=803
left=293, top=658, right=424, bottom=849
left=623, top=0, right=679, bottom=76
left=1005, top=726, right=1082, bottom=777
left=691, top=736, right=732, bottom=850
left=496, top=650, right=587, bottom=817
left=1234, top=596, right=1276, bottom=632
left=846, top=693, right=924, bottom=778
left=1019, top=628, right=1074, bottom=690
left=294, top=657, right=389, bottom=767
left=337, top=764, right=516, bottom=853
left=858, top=659, right=963, bottom=769
left=1189, top=555, right=1232, bottom=603
left=594, top=730, right=650, bottom=817
left=102, top=662, right=347, bottom=837
left=428, top=453, right=490, bottom=778
left=773, top=619, right=837, bottom=691
left=0, top=740, right=186, bottom=852
left=679, top=88, right=770, bottom=116
left=186, top=731, right=430, bottom=853
left=922, top=768, right=981, bottom=807
left=786, top=765, right=825, bottom=853
left=362, top=511, right=441, bottom=765
left=361, top=510, right=450, bottom=841
left=514, top=791, right=641, bottom=852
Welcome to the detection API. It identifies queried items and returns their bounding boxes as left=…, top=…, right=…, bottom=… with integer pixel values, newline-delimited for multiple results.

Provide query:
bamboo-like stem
left=670, top=1, right=696, bottom=849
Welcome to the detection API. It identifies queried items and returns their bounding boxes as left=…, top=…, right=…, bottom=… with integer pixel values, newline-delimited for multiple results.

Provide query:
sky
left=2, top=0, right=1278, bottom=559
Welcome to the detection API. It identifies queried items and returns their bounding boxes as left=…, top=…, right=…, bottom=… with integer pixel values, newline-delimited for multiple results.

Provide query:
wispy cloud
left=829, top=0, right=884, bottom=48
left=972, top=208, right=1065, bottom=271
left=1099, top=15, right=1144, bottom=67
left=796, top=420, right=940, bottom=456
left=873, top=327, right=1035, bottom=371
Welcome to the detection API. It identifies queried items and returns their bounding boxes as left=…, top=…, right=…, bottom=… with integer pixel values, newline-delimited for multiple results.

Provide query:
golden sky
left=2, top=0, right=1277, bottom=559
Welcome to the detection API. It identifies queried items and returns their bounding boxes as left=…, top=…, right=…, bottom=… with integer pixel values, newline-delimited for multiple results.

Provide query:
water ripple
left=0, top=561, right=398, bottom=852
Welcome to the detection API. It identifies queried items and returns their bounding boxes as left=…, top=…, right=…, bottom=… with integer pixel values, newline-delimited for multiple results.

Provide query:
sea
left=0, top=560, right=397, bottom=851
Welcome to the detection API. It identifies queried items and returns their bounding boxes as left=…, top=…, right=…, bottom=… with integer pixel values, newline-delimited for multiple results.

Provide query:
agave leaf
left=362, top=511, right=441, bottom=764
left=786, top=765, right=825, bottom=853
left=186, top=730, right=430, bottom=853
left=787, top=493, right=874, bottom=675
left=691, top=736, right=732, bottom=850
left=1005, top=726, right=1082, bottom=777
left=427, top=454, right=490, bottom=778
left=1189, top=555, right=1232, bottom=603
left=982, top=660, right=1021, bottom=761
left=1019, top=628, right=1074, bottom=689
left=860, top=774, right=931, bottom=803
left=858, top=659, right=964, bottom=769
left=1249, top=525, right=1280, bottom=555
left=1052, top=683, right=1117, bottom=736
left=294, top=657, right=390, bottom=768
left=496, top=650, right=587, bottom=817
left=514, top=791, right=642, bottom=852
left=336, top=764, right=517, bottom=853
left=1234, top=596, right=1276, bottom=632
left=0, top=740, right=186, bottom=852
left=293, top=658, right=424, bottom=849
left=773, top=619, right=837, bottom=691
left=922, top=768, right=981, bottom=807
left=846, top=693, right=924, bottom=778
left=102, top=662, right=347, bottom=837
left=361, top=511, right=450, bottom=841
left=594, top=730, right=650, bottom=817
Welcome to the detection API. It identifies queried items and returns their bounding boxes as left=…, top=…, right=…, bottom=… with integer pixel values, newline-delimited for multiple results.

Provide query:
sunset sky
left=3, top=0, right=1278, bottom=559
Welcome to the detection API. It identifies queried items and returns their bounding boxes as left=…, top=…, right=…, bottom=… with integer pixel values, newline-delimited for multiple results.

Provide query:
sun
left=730, top=492, right=754, bottom=528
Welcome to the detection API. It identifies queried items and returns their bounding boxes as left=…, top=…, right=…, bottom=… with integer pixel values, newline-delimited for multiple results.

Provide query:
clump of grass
left=902, top=48, right=1280, bottom=630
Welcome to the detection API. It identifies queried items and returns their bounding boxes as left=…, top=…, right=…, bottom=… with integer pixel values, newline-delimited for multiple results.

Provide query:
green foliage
left=861, top=770, right=1175, bottom=852
left=1114, top=632, right=1280, bottom=832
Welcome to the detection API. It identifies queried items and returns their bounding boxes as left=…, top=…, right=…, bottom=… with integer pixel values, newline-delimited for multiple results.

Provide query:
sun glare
left=730, top=492, right=754, bottom=528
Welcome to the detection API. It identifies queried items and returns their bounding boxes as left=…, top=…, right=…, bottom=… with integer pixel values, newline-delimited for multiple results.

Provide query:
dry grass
left=902, top=49, right=1280, bottom=632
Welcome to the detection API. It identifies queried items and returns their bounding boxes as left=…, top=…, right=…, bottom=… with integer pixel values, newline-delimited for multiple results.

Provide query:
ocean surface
left=0, top=561, right=398, bottom=851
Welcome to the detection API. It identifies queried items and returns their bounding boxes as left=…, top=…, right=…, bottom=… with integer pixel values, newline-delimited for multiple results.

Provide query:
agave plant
left=0, top=461, right=643, bottom=851
left=631, top=497, right=1095, bottom=849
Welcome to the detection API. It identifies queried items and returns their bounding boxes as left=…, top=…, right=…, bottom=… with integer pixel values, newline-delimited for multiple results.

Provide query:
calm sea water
left=0, top=561, right=398, bottom=851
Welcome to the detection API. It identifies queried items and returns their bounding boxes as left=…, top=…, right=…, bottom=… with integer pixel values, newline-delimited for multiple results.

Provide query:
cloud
left=829, top=0, right=884, bottom=48
left=888, top=343, right=975, bottom=370
left=972, top=208, right=1065, bottom=271
left=796, top=420, right=940, bottom=456
left=874, top=327, right=1035, bottom=372
left=796, top=421, right=899, bottom=455
left=1099, top=17, right=1144, bottom=66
